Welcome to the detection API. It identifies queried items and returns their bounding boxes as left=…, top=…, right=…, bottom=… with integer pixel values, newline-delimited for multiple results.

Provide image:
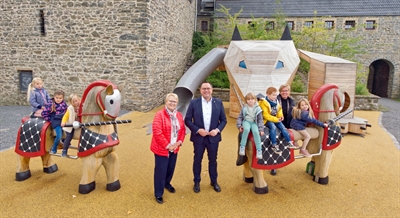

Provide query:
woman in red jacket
left=150, top=93, right=185, bottom=204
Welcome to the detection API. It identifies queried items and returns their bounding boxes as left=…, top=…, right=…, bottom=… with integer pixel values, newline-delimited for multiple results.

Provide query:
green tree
left=191, top=4, right=369, bottom=95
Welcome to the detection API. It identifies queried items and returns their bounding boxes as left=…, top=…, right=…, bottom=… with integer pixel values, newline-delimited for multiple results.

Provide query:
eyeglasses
left=281, top=90, right=289, bottom=92
left=201, top=88, right=211, bottom=90
left=168, top=100, right=177, bottom=104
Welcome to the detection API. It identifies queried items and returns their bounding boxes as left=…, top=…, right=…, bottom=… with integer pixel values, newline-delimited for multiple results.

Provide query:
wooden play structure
left=298, top=49, right=369, bottom=136
left=15, top=80, right=131, bottom=194
left=220, top=26, right=369, bottom=193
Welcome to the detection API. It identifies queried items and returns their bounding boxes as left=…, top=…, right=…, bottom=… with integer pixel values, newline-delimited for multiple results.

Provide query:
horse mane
left=317, top=89, right=335, bottom=122
left=79, top=80, right=118, bottom=134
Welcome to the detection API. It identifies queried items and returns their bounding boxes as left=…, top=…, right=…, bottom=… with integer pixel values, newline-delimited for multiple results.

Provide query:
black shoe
left=165, top=186, right=176, bottom=193
left=210, top=182, right=221, bottom=192
left=193, top=182, right=200, bottom=193
left=270, top=169, right=277, bottom=176
left=155, top=196, right=163, bottom=204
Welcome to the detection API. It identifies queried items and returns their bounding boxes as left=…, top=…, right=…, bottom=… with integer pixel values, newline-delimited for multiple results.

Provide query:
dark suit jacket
left=185, top=97, right=227, bottom=144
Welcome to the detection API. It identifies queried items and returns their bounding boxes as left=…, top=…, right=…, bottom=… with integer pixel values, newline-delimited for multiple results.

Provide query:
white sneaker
left=239, top=146, right=245, bottom=156
left=256, top=150, right=263, bottom=159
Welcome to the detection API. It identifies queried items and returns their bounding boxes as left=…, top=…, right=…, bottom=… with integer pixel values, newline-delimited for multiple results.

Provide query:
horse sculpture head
left=79, top=80, right=121, bottom=124
left=310, top=84, right=350, bottom=122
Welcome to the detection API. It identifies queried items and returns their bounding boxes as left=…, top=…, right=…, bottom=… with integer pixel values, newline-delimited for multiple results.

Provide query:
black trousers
left=154, top=152, right=177, bottom=197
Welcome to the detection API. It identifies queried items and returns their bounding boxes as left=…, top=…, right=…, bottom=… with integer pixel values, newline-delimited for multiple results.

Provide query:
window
left=345, top=20, right=355, bottom=30
left=275, top=61, right=284, bottom=69
left=248, top=21, right=255, bottom=28
left=325, top=21, right=334, bottom=30
left=365, top=20, right=376, bottom=30
left=286, top=21, right=294, bottom=30
left=239, top=60, right=247, bottom=69
left=266, top=21, right=274, bottom=31
left=304, top=21, right=313, bottom=28
left=201, top=21, right=208, bottom=31
left=19, top=70, right=33, bottom=93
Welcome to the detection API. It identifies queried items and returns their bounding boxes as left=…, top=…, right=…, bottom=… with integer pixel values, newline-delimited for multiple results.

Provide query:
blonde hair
left=266, top=87, right=278, bottom=95
left=165, top=93, right=178, bottom=103
left=244, top=92, right=256, bottom=101
left=279, top=84, right=290, bottom=92
left=68, top=94, right=81, bottom=105
left=27, top=77, right=43, bottom=102
left=292, top=98, right=315, bottom=119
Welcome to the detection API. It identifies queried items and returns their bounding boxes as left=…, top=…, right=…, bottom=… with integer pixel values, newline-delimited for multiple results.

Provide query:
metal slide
left=173, top=48, right=227, bottom=117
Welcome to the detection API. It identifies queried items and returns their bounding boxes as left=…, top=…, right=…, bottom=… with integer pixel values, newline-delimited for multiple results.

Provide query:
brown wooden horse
left=238, top=84, right=348, bottom=193
left=15, top=80, right=125, bottom=194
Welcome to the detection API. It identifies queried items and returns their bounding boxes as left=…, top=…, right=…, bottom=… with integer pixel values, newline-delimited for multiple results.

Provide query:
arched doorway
left=367, top=59, right=393, bottom=98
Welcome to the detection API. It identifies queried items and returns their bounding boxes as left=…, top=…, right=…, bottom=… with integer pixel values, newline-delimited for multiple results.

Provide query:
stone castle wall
left=0, top=0, right=195, bottom=111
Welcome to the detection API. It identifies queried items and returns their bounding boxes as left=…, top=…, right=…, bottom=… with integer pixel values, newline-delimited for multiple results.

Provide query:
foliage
left=355, top=83, right=369, bottom=95
left=355, top=64, right=370, bottom=95
left=206, top=70, right=230, bottom=88
left=291, top=74, right=306, bottom=93
left=191, top=4, right=369, bottom=94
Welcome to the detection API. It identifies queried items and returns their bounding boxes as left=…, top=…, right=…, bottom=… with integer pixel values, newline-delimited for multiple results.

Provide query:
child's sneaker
left=239, top=146, right=246, bottom=156
left=61, top=150, right=68, bottom=158
left=49, top=145, right=57, bottom=154
left=300, top=149, right=312, bottom=157
left=287, top=141, right=298, bottom=149
left=256, top=150, right=263, bottom=159
left=271, top=144, right=282, bottom=154
left=239, top=146, right=245, bottom=156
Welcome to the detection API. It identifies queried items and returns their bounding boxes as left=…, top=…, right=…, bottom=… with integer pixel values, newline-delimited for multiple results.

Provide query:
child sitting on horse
left=259, top=87, right=295, bottom=154
left=27, top=77, right=52, bottom=118
left=41, top=90, right=68, bottom=154
left=60, top=94, right=81, bottom=158
left=290, top=98, right=328, bottom=157
left=236, top=92, right=264, bottom=159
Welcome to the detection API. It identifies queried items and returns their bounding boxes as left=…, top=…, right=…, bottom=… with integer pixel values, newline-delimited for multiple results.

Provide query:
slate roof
left=214, top=0, right=400, bottom=18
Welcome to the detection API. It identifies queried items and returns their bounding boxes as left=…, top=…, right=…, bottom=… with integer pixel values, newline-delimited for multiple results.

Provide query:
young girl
left=290, top=98, right=328, bottom=157
left=27, top=77, right=51, bottom=118
left=41, top=90, right=68, bottom=154
left=259, top=87, right=294, bottom=154
left=236, top=93, right=264, bottom=159
left=61, top=94, right=81, bottom=158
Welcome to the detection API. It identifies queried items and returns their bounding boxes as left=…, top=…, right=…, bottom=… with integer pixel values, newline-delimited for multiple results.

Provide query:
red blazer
left=150, top=108, right=185, bottom=157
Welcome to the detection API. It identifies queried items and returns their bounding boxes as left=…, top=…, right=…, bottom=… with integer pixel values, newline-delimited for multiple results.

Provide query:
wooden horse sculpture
left=15, top=80, right=126, bottom=194
left=238, top=84, right=348, bottom=193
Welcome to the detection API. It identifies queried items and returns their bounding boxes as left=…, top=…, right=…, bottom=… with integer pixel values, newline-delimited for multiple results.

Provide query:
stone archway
left=367, top=59, right=394, bottom=98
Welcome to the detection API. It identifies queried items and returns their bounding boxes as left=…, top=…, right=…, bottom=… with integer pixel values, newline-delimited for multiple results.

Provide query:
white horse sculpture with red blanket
left=15, top=80, right=128, bottom=194
left=237, top=84, right=350, bottom=193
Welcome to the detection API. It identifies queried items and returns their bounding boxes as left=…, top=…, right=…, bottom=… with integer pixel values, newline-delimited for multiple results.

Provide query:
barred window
left=365, top=20, right=376, bottom=30
left=325, top=21, right=334, bottom=30
left=304, top=21, right=313, bottom=28
left=266, top=21, right=274, bottom=31
left=201, top=21, right=208, bottom=31
left=345, top=20, right=356, bottom=30
left=286, top=21, right=294, bottom=30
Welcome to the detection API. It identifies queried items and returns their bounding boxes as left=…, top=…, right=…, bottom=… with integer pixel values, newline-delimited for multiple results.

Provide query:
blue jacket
left=185, top=97, right=227, bottom=144
left=290, top=110, right=325, bottom=130
left=29, top=88, right=51, bottom=112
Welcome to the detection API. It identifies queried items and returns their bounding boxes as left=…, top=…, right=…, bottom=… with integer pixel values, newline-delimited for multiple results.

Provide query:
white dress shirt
left=201, top=96, right=212, bottom=132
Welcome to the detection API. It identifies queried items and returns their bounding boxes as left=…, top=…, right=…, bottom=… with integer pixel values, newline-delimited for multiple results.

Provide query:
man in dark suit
left=185, top=82, right=227, bottom=193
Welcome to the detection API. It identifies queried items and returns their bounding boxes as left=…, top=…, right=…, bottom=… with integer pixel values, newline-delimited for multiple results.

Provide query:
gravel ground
left=0, top=106, right=129, bottom=151
left=1, top=98, right=399, bottom=151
